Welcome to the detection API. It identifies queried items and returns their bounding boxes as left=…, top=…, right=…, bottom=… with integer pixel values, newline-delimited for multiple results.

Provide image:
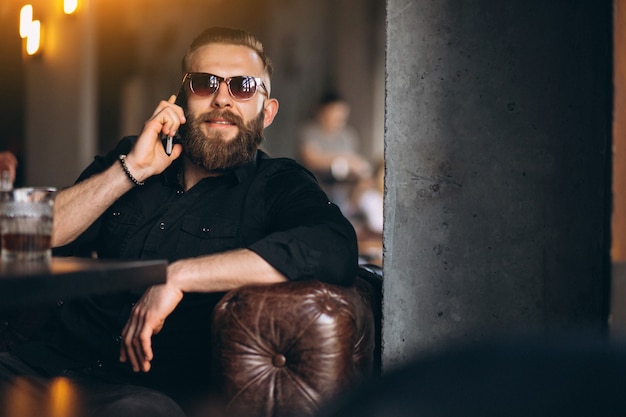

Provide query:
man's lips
left=205, top=118, right=236, bottom=125
left=198, top=111, right=243, bottom=129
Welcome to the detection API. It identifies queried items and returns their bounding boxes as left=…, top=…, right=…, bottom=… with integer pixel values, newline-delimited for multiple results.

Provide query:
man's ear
left=263, top=98, right=280, bottom=128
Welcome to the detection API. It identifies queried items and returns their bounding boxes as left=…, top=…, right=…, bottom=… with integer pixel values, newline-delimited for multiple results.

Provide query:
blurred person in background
left=0, top=150, right=18, bottom=190
left=298, top=92, right=372, bottom=213
left=0, top=131, right=26, bottom=188
left=348, top=159, right=384, bottom=265
left=0, top=151, right=18, bottom=184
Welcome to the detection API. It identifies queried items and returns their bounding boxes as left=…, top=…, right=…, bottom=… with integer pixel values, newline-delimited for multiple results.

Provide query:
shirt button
left=159, top=222, right=166, bottom=230
left=112, top=211, right=121, bottom=217
left=176, top=189, right=184, bottom=195
left=202, top=227, right=210, bottom=233
left=96, top=360, right=103, bottom=368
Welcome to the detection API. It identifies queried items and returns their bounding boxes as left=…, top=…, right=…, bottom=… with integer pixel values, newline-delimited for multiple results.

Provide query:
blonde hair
left=181, top=27, right=273, bottom=78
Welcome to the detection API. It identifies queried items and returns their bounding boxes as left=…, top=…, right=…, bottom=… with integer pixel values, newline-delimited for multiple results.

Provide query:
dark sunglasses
left=183, top=72, right=268, bottom=101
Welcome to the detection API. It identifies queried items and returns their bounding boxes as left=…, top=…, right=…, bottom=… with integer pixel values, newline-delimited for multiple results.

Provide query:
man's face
left=181, top=43, right=279, bottom=170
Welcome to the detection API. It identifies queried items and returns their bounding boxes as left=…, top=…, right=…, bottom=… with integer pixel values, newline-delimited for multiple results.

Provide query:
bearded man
left=0, top=27, right=357, bottom=416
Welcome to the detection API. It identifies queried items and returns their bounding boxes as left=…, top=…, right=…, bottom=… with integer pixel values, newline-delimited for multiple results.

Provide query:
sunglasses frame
left=183, top=72, right=268, bottom=101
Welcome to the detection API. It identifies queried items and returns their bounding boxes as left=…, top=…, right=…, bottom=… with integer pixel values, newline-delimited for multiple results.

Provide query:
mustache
left=195, top=110, right=245, bottom=128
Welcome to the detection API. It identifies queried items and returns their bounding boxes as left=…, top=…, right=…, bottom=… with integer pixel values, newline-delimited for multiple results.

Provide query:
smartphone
left=162, top=84, right=187, bottom=155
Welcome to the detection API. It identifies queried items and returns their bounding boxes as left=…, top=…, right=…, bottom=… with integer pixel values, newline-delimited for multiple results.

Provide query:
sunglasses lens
left=186, top=73, right=262, bottom=100
left=189, top=74, right=219, bottom=96
left=229, top=76, right=258, bottom=100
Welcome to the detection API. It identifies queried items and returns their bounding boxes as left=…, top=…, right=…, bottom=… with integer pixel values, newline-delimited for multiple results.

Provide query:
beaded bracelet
left=118, top=154, right=145, bottom=186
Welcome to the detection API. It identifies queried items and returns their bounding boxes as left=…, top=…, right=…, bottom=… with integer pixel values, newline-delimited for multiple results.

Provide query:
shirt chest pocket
left=100, top=208, right=143, bottom=257
left=178, top=216, right=239, bottom=256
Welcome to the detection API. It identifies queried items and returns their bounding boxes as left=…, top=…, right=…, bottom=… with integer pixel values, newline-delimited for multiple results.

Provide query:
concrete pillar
left=384, top=0, right=612, bottom=370
left=24, top=0, right=97, bottom=188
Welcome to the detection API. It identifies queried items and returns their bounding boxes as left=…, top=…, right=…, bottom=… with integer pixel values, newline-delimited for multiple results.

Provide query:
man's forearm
left=167, top=248, right=287, bottom=293
left=52, top=160, right=135, bottom=247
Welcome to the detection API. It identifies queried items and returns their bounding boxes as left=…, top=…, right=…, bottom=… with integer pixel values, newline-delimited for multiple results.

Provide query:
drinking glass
left=0, top=187, right=57, bottom=262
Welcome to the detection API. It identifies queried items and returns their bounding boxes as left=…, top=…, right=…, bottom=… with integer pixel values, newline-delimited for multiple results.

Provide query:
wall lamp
left=19, top=1, right=80, bottom=57
left=19, top=4, right=41, bottom=56
left=64, top=0, right=79, bottom=15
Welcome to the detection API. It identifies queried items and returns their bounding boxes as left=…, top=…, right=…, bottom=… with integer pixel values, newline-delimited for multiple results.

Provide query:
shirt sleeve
left=247, top=160, right=358, bottom=286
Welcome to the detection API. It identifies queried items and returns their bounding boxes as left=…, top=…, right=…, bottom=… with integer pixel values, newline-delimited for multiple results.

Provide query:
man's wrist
left=118, top=155, right=145, bottom=186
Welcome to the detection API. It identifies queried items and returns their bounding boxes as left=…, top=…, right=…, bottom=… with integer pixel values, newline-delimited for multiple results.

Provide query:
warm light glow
left=19, top=4, right=41, bottom=56
left=64, top=0, right=79, bottom=14
left=3, top=377, right=40, bottom=416
left=19, top=5, right=33, bottom=38
left=49, top=377, right=80, bottom=417
left=26, top=20, right=41, bottom=56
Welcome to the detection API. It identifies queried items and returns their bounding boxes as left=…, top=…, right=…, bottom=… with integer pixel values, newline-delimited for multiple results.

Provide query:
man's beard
left=182, top=109, right=265, bottom=171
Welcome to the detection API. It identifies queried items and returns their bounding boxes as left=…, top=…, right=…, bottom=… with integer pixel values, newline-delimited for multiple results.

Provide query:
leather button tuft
left=272, top=354, right=287, bottom=367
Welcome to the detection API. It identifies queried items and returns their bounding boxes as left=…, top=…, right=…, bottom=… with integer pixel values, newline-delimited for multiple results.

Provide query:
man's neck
left=181, top=157, right=225, bottom=191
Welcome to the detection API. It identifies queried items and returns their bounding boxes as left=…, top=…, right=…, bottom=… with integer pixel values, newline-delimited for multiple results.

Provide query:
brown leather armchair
left=209, top=265, right=382, bottom=417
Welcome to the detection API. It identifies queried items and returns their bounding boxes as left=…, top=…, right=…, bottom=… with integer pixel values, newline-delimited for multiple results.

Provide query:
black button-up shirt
left=13, top=136, right=358, bottom=401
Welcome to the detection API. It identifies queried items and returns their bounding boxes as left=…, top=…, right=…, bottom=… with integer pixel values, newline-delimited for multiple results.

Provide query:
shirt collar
left=162, top=151, right=261, bottom=187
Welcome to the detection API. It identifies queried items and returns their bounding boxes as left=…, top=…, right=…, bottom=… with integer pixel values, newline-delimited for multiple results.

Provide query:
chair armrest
left=211, top=275, right=378, bottom=417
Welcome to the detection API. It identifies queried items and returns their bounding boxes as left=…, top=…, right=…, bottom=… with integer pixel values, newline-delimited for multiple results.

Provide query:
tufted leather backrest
left=211, top=269, right=380, bottom=417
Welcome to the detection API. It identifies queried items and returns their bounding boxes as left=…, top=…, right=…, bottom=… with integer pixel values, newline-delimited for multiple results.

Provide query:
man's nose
left=211, top=81, right=232, bottom=107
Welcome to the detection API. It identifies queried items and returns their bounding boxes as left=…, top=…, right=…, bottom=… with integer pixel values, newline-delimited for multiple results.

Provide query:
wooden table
left=0, top=257, right=167, bottom=307
left=0, top=257, right=169, bottom=416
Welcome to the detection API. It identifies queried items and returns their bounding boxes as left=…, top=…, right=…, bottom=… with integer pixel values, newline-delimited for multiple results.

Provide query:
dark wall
left=0, top=3, right=26, bottom=185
